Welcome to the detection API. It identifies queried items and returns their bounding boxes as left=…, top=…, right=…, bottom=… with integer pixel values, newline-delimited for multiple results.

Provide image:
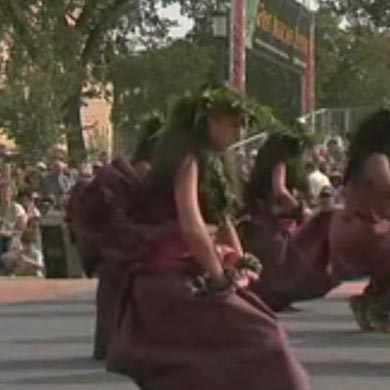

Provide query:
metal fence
left=229, top=132, right=268, bottom=179
left=228, top=106, right=377, bottom=178
left=299, top=107, right=375, bottom=137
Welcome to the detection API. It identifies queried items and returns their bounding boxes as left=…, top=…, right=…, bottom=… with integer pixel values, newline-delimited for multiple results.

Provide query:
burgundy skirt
left=106, top=269, right=311, bottom=390
left=93, top=265, right=125, bottom=360
left=329, top=209, right=390, bottom=281
left=240, top=210, right=337, bottom=310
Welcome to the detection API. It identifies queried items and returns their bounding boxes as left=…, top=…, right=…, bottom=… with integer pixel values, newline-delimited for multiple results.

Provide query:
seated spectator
left=0, top=182, right=28, bottom=254
left=18, top=190, right=42, bottom=250
left=0, top=230, right=44, bottom=277
left=18, top=190, right=41, bottom=222
left=317, top=186, right=333, bottom=211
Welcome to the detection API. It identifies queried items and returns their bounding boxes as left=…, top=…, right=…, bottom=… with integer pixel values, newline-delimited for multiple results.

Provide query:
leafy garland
left=198, top=152, right=233, bottom=225
left=193, top=85, right=245, bottom=224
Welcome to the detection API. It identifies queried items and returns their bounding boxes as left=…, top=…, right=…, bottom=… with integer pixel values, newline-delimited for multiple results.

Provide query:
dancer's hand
left=236, top=269, right=259, bottom=289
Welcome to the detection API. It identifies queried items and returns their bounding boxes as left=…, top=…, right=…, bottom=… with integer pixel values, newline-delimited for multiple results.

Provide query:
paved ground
left=0, top=278, right=96, bottom=304
left=1, top=280, right=390, bottom=390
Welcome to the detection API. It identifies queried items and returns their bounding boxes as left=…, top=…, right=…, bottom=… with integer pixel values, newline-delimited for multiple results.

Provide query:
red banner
left=303, top=16, right=315, bottom=114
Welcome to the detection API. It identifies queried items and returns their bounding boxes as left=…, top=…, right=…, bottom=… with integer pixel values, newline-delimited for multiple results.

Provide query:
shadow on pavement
left=289, top=329, right=390, bottom=349
left=305, top=361, right=390, bottom=377
left=0, top=357, right=99, bottom=372
left=10, top=335, right=92, bottom=345
left=4, top=371, right=131, bottom=385
left=281, top=313, right=353, bottom=323
left=0, top=309, right=95, bottom=318
left=7, top=298, right=95, bottom=307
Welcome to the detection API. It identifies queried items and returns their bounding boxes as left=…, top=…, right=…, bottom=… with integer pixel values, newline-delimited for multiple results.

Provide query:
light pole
left=211, top=4, right=229, bottom=84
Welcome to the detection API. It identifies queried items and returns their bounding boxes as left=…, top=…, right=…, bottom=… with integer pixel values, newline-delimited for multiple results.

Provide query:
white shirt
left=308, top=170, right=331, bottom=199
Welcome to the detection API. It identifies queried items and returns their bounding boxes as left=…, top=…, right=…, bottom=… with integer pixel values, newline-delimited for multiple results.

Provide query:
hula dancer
left=240, top=131, right=337, bottom=311
left=330, top=109, right=390, bottom=332
left=67, top=113, right=164, bottom=361
left=101, top=86, right=311, bottom=390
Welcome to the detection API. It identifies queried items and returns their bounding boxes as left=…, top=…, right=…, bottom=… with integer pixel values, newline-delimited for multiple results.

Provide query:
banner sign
left=250, top=0, right=311, bottom=67
left=245, top=0, right=315, bottom=114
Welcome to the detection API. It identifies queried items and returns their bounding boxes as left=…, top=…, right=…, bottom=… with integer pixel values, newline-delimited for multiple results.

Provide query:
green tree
left=320, top=0, right=390, bottom=29
left=0, top=0, right=187, bottom=161
left=111, top=39, right=216, bottom=153
left=315, top=3, right=390, bottom=108
left=0, top=68, right=64, bottom=162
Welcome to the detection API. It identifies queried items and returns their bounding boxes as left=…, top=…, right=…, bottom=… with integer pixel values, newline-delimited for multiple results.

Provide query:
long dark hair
left=246, top=132, right=304, bottom=205
left=149, top=86, right=245, bottom=195
left=148, top=94, right=206, bottom=193
left=345, top=109, right=390, bottom=184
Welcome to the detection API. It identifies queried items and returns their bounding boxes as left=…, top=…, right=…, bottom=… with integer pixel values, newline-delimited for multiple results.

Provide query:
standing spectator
left=306, top=161, right=331, bottom=203
left=41, top=160, right=72, bottom=198
left=92, top=161, right=103, bottom=176
left=329, top=170, right=345, bottom=206
left=98, top=151, right=109, bottom=166
left=326, top=137, right=345, bottom=171
left=79, top=162, right=93, bottom=181
left=0, top=182, right=28, bottom=254
left=66, top=161, right=79, bottom=188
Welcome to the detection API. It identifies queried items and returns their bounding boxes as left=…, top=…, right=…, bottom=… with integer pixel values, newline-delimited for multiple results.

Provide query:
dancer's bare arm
left=218, top=218, right=244, bottom=257
left=175, top=156, right=224, bottom=281
left=272, top=162, right=299, bottom=209
left=364, top=153, right=390, bottom=192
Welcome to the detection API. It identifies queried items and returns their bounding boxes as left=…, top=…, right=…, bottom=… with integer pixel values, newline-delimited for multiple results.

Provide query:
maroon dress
left=67, top=159, right=152, bottom=360
left=240, top=207, right=338, bottom=311
left=329, top=184, right=390, bottom=297
left=71, top=158, right=311, bottom=390
left=106, top=242, right=311, bottom=389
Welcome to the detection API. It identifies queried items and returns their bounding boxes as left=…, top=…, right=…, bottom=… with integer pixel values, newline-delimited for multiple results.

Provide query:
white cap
left=36, top=161, right=47, bottom=170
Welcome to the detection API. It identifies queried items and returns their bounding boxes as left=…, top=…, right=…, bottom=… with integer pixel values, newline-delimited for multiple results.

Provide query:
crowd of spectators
left=0, top=155, right=106, bottom=278
left=0, top=133, right=348, bottom=278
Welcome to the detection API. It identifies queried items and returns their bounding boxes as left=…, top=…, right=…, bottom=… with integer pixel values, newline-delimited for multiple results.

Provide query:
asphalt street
left=1, top=282, right=390, bottom=390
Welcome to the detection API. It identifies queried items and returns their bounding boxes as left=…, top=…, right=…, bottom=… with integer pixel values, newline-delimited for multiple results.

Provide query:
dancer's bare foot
left=367, top=306, right=390, bottom=333
left=349, top=295, right=374, bottom=332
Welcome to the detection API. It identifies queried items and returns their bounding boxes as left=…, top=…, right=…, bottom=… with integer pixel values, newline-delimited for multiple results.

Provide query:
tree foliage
left=111, top=39, right=216, bottom=153
left=319, top=0, right=390, bottom=29
left=0, top=0, right=192, bottom=161
left=316, top=2, right=390, bottom=109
